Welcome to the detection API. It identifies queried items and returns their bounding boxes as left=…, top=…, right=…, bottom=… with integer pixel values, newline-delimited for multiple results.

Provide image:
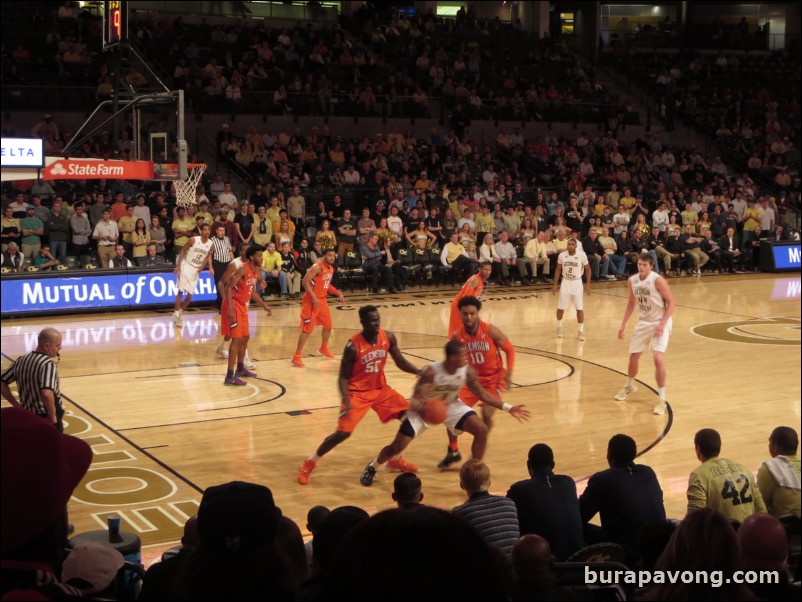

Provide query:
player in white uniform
left=173, top=223, right=214, bottom=327
left=552, top=238, right=592, bottom=340
left=615, top=253, right=675, bottom=415
left=213, top=242, right=257, bottom=368
left=359, top=339, right=530, bottom=486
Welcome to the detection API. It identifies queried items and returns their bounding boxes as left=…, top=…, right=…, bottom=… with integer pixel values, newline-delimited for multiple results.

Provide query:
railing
left=2, top=85, right=627, bottom=126
left=127, top=1, right=339, bottom=23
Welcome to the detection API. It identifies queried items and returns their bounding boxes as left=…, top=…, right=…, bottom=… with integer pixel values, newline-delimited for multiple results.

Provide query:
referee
left=211, top=224, right=234, bottom=309
left=1, top=328, right=65, bottom=431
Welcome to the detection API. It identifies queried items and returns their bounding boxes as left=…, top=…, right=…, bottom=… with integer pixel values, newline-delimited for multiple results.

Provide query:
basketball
left=420, top=397, right=448, bottom=425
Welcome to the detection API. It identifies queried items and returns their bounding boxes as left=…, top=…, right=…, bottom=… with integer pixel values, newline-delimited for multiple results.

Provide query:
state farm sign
left=43, top=158, right=154, bottom=180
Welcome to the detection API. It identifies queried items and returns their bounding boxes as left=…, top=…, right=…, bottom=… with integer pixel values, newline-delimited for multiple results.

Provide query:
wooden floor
left=2, top=273, right=800, bottom=560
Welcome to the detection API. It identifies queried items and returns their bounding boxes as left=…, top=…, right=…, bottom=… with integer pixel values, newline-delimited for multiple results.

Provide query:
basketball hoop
left=174, top=164, right=207, bottom=208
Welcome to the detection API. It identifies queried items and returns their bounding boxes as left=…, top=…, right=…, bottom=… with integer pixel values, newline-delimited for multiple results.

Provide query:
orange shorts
left=221, top=300, right=249, bottom=339
left=459, top=373, right=506, bottom=407
left=337, top=385, right=409, bottom=433
left=300, top=296, right=332, bottom=334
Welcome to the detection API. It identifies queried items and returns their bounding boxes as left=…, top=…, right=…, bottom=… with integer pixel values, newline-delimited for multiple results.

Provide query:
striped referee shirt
left=1, top=351, right=62, bottom=419
left=211, top=235, right=233, bottom=263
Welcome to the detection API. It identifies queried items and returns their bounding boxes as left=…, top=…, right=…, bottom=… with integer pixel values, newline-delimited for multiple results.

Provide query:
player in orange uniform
left=292, top=247, right=345, bottom=367
left=440, top=295, right=516, bottom=469
left=222, top=246, right=272, bottom=386
left=447, top=261, right=493, bottom=337
left=297, top=305, right=421, bottom=484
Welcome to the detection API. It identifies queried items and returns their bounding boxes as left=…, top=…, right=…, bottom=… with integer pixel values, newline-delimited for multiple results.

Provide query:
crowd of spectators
left=3, top=407, right=799, bottom=600
left=603, top=48, right=800, bottom=195
left=3, top=2, right=633, bottom=124
left=3, top=118, right=799, bottom=291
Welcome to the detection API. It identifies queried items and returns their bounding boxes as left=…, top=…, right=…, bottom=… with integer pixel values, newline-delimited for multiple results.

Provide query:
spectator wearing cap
left=62, top=543, right=124, bottom=598
left=0, top=407, right=92, bottom=599
left=175, top=481, right=292, bottom=600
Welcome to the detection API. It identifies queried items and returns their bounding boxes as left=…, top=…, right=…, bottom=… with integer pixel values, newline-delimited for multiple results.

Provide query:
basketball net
left=175, top=164, right=207, bottom=208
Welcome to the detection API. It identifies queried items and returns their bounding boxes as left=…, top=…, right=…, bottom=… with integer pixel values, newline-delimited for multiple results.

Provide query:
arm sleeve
left=578, top=476, right=599, bottom=523
left=500, top=339, right=515, bottom=371
left=755, top=464, right=774, bottom=512
left=751, top=472, right=768, bottom=513
left=686, top=469, right=707, bottom=513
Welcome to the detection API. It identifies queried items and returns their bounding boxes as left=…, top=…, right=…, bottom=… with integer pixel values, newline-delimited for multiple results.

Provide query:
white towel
left=764, top=456, right=801, bottom=492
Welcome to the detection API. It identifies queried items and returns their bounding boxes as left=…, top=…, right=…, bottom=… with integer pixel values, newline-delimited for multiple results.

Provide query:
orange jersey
left=349, top=329, right=391, bottom=392
left=454, top=320, right=504, bottom=381
left=231, top=263, right=258, bottom=305
left=307, top=259, right=334, bottom=299
left=448, top=275, right=486, bottom=336
left=456, top=274, right=485, bottom=302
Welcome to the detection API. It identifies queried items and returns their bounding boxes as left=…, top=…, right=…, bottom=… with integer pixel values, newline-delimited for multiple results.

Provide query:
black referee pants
left=212, top=260, right=229, bottom=309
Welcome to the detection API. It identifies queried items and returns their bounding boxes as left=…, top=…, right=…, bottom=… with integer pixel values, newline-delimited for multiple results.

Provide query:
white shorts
left=405, top=400, right=476, bottom=437
left=558, top=279, right=584, bottom=311
left=628, top=317, right=672, bottom=354
left=177, top=264, right=200, bottom=295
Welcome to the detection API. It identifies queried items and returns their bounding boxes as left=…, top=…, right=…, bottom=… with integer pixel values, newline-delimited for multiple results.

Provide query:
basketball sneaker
left=614, top=384, right=638, bottom=401
left=437, top=449, right=463, bottom=470
left=297, top=459, right=316, bottom=485
left=215, top=344, right=229, bottom=359
left=243, top=357, right=256, bottom=370
left=318, top=346, right=336, bottom=359
left=653, top=401, right=667, bottom=416
left=291, top=355, right=305, bottom=367
left=578, top=332, right=586, bottom=341
left=236, top=368, right=257, bottom=378
left=224, top=375, right=247, bottom=386
left=556, top=325, right=563, bottom=338
left=360, top=463, right=377, bottom=486
left=174, top=312, right=183, bottom=327
left=387, top=457, right=418, bottom=473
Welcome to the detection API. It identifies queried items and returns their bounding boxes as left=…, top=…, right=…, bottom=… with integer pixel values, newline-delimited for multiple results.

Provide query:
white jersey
left=630, top=270, right=666, bottom=323
left=428, top=361, right=468, bottom=405
left=184, top=237, right=213, bottom=269
left=557, top=251, right=588, bottom=282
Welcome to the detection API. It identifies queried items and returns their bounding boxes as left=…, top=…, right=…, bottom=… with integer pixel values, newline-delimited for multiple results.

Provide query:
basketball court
left=1, top=273, right=799, bottom=562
